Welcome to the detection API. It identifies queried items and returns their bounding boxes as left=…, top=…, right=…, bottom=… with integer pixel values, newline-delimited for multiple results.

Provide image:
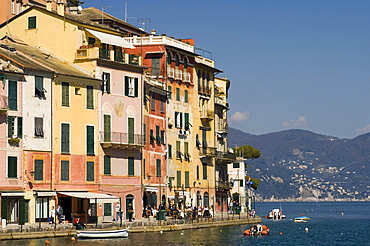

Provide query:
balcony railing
left=76, top=47, right=140, bottom=65
left=198, top=86, right=211, bottom=95
left=0, top=95, right=9, bottom=113
left=99, top=131, right=143, bottom=149
left=199, top=147, right=216, bottom=157
left=216, top=180, right=232, bottom=191
left=200, top=109, right=214, bottom=121
left=167, top=67, right=174, bottom=78
left=183, top=71, right=191, bottom=83
left=174, top=69, right=182, bottom=80
left=216, top=119, right=228, bottom=133
left=215, top=96, right=228, bottom=108
left=216, top=151, right=236, bottom=163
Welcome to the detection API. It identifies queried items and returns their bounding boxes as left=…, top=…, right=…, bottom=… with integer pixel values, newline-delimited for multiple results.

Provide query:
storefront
left=1, top=192, right=26, bottom=224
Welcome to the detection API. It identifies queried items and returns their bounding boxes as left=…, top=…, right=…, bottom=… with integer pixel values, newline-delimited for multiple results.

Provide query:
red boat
left=244, top=224, right=269, bottom=236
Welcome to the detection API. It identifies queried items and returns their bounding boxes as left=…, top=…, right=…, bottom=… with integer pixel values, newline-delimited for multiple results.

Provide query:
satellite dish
left=77, top=6, right=82, bottom=11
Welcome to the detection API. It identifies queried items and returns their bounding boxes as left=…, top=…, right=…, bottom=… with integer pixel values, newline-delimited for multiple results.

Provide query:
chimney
left=57, top=2, right=65, bottom=16
left=46, top=0, right=52, bottom=11
left=151, top=29, right=156, bottom=35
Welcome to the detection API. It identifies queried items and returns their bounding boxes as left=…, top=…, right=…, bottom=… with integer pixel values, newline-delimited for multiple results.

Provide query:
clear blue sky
left=82, top=0, right=370, bottom=139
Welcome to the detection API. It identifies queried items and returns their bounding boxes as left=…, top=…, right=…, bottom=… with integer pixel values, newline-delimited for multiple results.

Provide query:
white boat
left=266, top=208, right=286, bottom=220
left=294, top=216, right=310, bottom=223
left=76, top=227, right=129, bottom=239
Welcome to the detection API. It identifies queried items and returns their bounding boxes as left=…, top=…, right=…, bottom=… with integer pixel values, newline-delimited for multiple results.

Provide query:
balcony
left=183, top=71, right=191, bottom=83
left=216, top=151, right=236, bottom=164
left=216, top=180, right=232, bottom=191
left=200, top=109, right=214, bottom=121
left=167, top=67, right=175, bottom=78
left=199, top=147, right=216, bottom=158
left=99, top=131, right=144, bottom=149
left=75, top=46, right=141, bottom=65
left=174, top=69, right=182, bottom=80
left=0, top=95, right=9, bottom=113
left=216, top=119, right=228, bottom=133
left=215, top=96, right=228, bottom=108
left=198, top=86, right=211, bottom=96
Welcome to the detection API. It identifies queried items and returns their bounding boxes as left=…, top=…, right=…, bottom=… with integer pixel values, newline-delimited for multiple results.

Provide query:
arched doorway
left=203, top=192, right=209, bottom=207
left=125, top=194, right=134, bottom=220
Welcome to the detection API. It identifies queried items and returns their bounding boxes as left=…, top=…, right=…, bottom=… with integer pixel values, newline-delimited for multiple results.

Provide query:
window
left=176, top=171, right=181, bottom=187
left=28, top=16, right=36, bottom=29
left=103, top=115, right=111, bottom=142
left=167, top=52, right=172, bottom=65
left=185, top=171, right=189, bottom=188
left=86, top=161, right=94, bottom=181
left=156, top=125, right=160, bottom=144
left=86, top=125, right=95, bottom=155
left=86, top=85, right=94, bottom=109
left=168, top=144, right=172, bottom=159
left=161, top=130, right=165, bottom=144
left=176, top=141, right=181, bottom=159
left=102, top=73, right=111, bottom=94
left=184, top=142, right=189, bottom=161
left=104, top=155, right=111, bottom=175
left=184, top=113, right=190, bottom=130
left=88, top=37, right=96, bottom=45
left=156, top=159, right=161, bottom=177
left=196, top=166, right=199, bottom=180
left=160, top=95, right=165, bottom=113
left=128, top=118, right=135, bottom=144
left=61, top=123, right=70, bottom=154
left=203, top=163, right=207, bottom=180
left=8, top=156, right=17, bottom=178
left=151, top=94, right=155, bottom=111
left=128, top=157, right=134, bottom=176
left=8, top=80, right=17, bottom=110
left=34, top=160, right=43, bottom=181
left=61, top=160, right=69, bottom=181
left=143, top=124, right=146, bottom=144
left=233, top=162, right=240, bottom=168
left=150, top=129, right=155, bottom=144
left=152, top=57, right=160, bottom=76
left=61, top=82, right=69, bottom=107
left=8, top=116, right=22, bottom=138
left=125, top=76, right=138, bottom=97
left=184, top=57, right=188, bottom=69
left=35, top=76, right=45, bottom=99
left=104, top=203, right=112, bottom=216
left=184, top=90, right=188, bottom=103
left=176, top=88, right=180, bottom=101
left=175, top=54, right=180, bottom=67
left=240, top=180, right=244, bottom=187
left=34, top=117, right=44, bottom=137
left=175, top=112, right=182, bottom=128
left=167, top=86, right=172, bottom=99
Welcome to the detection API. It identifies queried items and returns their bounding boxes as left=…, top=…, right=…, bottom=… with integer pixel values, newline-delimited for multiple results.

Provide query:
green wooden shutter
left=61, top=160, right=69, bottom=181
left=28, top=16, right=36, bottom=29
left=7, top=116, right=14, bottom=138
left=156, top=159, right=161, bottom=177
left=125, top=76, right=129, bottom=96
left=184, top=142, right=189, bottom=156
left=176, top=141, right=180, bottom=159
left=17, top=117, right=22, bottom=138
left=168, top=144, right=172, bottom=159
left=34, top=159, right=43, bottom=181
left=134, top=78, right=138, bottom=97
left=176, top=88, right=180, bottom=101
left=1, top=199, right=8, bottom=221
left=86, top=161, right=94, bottom=181
left=104, top=203, right=112, bottom=216
left=86, top=85, right=94, bottom=109
left=8, top=156, right=17, bottom=178
left=35, top=76, right=44, bottom=98
left=176, top=171, right=181, bottom=187
left=184, top=90, right=188, bottom=103
left=128, top=118, right=134, bottom=144
left=156, top=125, right=160, bottom=144
left=104, top=115, right=111, bottom=142
left=8, top=80, right=17, bottom=110
left=86, top=125, right=95, bottom=155
left=128, top=157, right=134, bottom=176
left=233, top=162, right=240, bottom=168
left=184, top=113, right=189, bottom=130
left=143, top=124, right=146, bottom=144
left=18, top=198, right=25, bottom=225
left=106, top=73, right=111, bottom=94
left=61, top=123, right=70, bottom=153
left=62, top=82, right=69, bottom=106
left=168, top=86, right=172, bottom=99
left=185, top=171, right=189, bottom=188
left=104, top=155, right=111, bottom=175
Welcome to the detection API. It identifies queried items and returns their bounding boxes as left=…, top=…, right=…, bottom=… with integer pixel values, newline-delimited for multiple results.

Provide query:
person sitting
left=73, top=217, right=85, bottom=230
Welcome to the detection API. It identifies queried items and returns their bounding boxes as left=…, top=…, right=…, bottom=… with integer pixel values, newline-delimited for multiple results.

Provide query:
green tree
left=233, top=145, right=261, bottom=159
left=66, top=0, right=85, bottom=7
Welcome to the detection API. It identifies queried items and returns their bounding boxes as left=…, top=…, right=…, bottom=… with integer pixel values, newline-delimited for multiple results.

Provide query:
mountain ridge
left=228, top=127, right=370, bottom=201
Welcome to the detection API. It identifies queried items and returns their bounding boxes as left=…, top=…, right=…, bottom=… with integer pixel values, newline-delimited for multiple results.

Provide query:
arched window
left=167, top=51, right=172, bottom=65
left=183, top=57, right=188, bottom=69
left=175, top=54, right=180, bottom=67
left=204, top=192, right=209, bottom=207
left=197, top=72, right=201, bottom=91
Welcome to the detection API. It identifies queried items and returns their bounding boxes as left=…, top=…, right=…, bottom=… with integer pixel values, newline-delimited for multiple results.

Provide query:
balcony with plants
left=99, top=131, right=144, bottom=149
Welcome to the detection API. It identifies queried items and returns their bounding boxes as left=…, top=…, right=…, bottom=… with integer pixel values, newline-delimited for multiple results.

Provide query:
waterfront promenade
left=0, top=213, right=261, bottom=240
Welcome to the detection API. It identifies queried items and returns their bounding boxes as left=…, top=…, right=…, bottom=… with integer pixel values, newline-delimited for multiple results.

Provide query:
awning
left=1, top=192, right=25, bottom=197
left=144, top=187, right=158, bottom=193
left=86, top=29, right=135, bottom=49
left=58, top=192, right=120, bottom=203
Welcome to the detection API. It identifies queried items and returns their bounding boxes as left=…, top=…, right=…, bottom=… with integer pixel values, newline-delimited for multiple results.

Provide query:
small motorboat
left=76, top=227, right=129, bottom=239
left=244, top=224, right=269, bottom=236
left=266, top=208, right=286, bottom=220
left=294, top=216, right=310, bottom=223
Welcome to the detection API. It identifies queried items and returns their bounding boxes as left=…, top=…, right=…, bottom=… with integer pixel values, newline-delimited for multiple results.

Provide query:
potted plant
left=8, top=138, right=20, bottom=146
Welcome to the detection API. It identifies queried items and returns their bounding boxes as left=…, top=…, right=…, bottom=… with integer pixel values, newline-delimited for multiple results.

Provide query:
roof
left=0, top=38, right=98, bottom=81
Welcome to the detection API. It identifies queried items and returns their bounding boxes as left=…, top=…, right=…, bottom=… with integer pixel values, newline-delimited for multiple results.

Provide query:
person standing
left=56, top=204, right=64, bottom=224
left=127, top=203, right=134, bottom=222
left=115, top=203, right=121, bottom=221
left=50, top=206, right=55, bottom=224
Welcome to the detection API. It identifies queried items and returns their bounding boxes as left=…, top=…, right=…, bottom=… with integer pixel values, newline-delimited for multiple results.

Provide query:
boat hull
left=77, top=228, right=129, bottom=239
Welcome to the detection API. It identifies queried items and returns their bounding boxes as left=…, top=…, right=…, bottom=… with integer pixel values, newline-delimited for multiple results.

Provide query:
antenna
left=123, top=2, right=135, bottom=23
left=137, top=18, right=151, bottom=31
left=102, top=5, right=112, bottom=24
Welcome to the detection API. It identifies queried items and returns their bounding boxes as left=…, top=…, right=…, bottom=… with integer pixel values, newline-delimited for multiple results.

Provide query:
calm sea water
left=3, top=202, right=370, bottom=246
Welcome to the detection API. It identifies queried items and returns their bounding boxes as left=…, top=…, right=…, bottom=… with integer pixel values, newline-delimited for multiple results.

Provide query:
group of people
left=228, top=200, right=240, bottom=214
left=49, top=205, right=64, bottom=224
